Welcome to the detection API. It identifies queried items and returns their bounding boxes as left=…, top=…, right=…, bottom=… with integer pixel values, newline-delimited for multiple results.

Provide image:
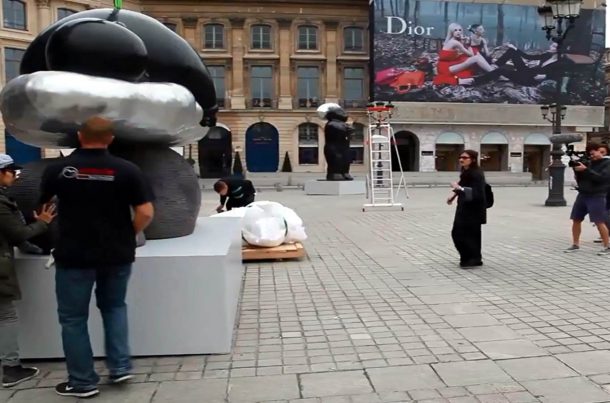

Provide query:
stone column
left=35, top=0, right=51, bottom=30
left=324, top=20, right=339, bottom=104
left=181, top=16, right=198, bottom=48
left=229, top=18, right=246, bottom=110
left=277, top=19, right=292, bottom=110
left=509, top=141, right=524, bottom=173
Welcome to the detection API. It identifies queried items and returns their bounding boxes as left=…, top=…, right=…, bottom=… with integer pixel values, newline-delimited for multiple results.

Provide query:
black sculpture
left=0, top=7, right=218, bottom=240
left=317, top=103, right=355, bottom=181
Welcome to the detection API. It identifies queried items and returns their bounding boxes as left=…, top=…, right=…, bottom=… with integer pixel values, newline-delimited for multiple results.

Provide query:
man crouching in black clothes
left=214, top=177, right=256, bottom=213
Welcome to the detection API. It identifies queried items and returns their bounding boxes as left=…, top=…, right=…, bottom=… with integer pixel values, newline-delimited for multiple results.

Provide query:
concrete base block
left=304, top=179, right=366, bottom=195
left=14, top=217, right=244, bottom=359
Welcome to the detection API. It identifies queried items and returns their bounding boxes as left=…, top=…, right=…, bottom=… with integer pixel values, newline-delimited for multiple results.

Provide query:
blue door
left=5, top=131, right=41, bottom=165
left=245, top=123, right=279, bottom=172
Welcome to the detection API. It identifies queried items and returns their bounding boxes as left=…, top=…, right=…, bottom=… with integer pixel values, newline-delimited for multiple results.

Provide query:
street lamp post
left=537, top=1, right=584, bottom=207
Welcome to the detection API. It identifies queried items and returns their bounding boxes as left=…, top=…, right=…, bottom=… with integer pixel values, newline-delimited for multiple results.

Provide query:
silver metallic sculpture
left=1, top=72, right=207, bottom=148
left=0, top=8, right=218, bottom=241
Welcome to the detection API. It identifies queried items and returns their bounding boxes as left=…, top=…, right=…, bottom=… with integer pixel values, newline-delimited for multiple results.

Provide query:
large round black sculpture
left=0, top=8, right=218, bottom=241
left=317, top=103, right=355, bottom=181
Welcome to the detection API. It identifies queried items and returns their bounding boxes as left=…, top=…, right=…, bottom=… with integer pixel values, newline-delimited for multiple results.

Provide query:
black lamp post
left=538, top=0, right=584, bottom=207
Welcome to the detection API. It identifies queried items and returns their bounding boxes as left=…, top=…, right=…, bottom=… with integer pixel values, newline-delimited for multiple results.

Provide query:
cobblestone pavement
left=4, top=186, right=610, bottom=403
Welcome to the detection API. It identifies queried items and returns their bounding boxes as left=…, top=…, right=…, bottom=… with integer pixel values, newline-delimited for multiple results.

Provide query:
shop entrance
left=523, top=134, right=551, bottom=180
left=480, top=132, right=509, bottom=171
left=435, top=132, right=465, bottom=172
left=391, top=131, right=419, bottom=171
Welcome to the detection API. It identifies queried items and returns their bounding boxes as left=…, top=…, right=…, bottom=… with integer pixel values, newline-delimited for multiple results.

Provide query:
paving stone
left=0, top=391, right=13, bottom=403
left=457, top=326, right=521, bottom=342
left=476, top=394, right=510, bottom=403
left=432, top=361, right=512, bottom=386
left=367, top=365, right=445, bottom=391
left=409, top=389, right=441, bottom=400
left=474, top=340, right=548, bottom=359
left=153, top=379, right=226, bottom=403
left=7, top=388, right=77, bottom=403
left=448, top=397, right=478, bottom=403
left=91, top=383, right=158, bottom=402
left=589, top=374, right=610, bottom=385
left=376, top=391, right=410, bottom=402
left=521, top=377, right=610, bottom=403
left=497, top=357, right=578, bottom=381
left=438, top=387, right=469, bottom=398
left=318, top=396, right=350, bottom=403
left=301, top=370, right=372, bottom=398
left=555, top=351, right=610, bottom=375
left=502, top=391, right=539, bottom=402
left=228, top=375, right=299, bottom=402
left=442, top=314, right=501, bottom=328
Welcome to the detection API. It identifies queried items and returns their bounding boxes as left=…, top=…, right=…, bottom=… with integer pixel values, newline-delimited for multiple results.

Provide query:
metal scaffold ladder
left=362, top=102, right=407, bottom=212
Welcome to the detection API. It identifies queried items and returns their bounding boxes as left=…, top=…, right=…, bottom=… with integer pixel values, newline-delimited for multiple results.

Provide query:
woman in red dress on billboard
left=433, top=23, right=495, bottom=86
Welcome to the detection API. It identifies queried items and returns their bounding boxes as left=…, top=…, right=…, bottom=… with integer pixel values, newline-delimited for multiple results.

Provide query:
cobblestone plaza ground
left=3, top=186, right=610, bottom=403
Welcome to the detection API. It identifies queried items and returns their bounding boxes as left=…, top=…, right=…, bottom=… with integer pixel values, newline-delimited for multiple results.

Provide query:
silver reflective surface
left=316, top=102, right=343, bottom=119
left=0, top=71, right=208, bottom=148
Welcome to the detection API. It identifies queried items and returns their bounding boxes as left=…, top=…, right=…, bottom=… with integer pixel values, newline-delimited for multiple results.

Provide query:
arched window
left=3, top=0, right=26, bottom=30
left=344, top=27, right=364, bottom=52
left=298, top=123, right=319, bottom=165
left=298, top=25, right=317, bottom=50
left=251, top=24, right=271, bottom=50
left=204, top=23, right=224, bottom=49
left=351, top=123, right=365, bottom=164
left=57, top=8, right=76, bottom=21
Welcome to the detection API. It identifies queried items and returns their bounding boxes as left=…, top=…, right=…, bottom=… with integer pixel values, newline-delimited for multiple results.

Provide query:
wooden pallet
left=242, top=242, right=306, bottom=261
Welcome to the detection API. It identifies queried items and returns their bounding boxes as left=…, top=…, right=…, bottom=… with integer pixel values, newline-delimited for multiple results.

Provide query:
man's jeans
left=0, top=301, right=20, bottom=367
left=56, top=265, right=132, bottom=389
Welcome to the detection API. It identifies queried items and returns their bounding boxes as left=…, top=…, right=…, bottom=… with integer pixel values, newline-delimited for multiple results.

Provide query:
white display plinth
left=14, top=217, right=243, bottom=359
left=304, top=179, right=366, bottom=195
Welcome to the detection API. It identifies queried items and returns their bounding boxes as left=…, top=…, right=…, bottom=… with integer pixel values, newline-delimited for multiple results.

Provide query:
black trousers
left=451, top=222, right=482, bottom=264
left=226, top=194, right=255, bottom=211
left=324, top=144, right=351, bottom=175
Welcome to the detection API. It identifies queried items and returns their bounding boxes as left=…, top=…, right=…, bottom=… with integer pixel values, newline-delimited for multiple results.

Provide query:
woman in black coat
left=446, top=149, right=487, bottom=268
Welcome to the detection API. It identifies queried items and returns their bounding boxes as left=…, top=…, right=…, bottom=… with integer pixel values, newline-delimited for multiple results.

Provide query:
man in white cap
left=0, top=154, right=56, bottom=388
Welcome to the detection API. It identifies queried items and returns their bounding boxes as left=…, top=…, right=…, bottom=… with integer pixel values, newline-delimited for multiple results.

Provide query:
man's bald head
left=78, top=116, right=115, bottom=147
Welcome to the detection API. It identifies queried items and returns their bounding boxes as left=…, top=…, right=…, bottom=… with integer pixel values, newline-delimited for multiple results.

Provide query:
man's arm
left=127, top=167, right=156, bottom=234
left=133, top=202, right=154, bottom=234
left=583, top=161, right=610, bottom=183
left=0, top=204, right=48, bottom=244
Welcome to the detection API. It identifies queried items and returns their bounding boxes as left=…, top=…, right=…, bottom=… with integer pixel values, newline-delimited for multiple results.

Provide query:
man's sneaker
left=597, top=247, right=610, bottom=256
left=109, top=374, right=134, bottom=384
left=55, top=382, right=99, bottom=398
left=564, top=245, right=580, bottom=253
left=2, top=366, right=39, bottom=387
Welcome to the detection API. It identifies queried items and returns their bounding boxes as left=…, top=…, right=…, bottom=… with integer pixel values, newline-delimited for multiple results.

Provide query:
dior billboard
left=372, top=0, right=606, bottom=106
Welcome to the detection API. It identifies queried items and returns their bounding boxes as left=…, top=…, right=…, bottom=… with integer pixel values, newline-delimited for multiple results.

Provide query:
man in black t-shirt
left=214, top=177, right=256, bottom=212
left=39, top=117, right=155, bottom=399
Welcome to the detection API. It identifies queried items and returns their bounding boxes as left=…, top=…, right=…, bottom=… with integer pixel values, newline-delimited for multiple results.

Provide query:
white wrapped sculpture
left=213, top=201, right=307, bottom=247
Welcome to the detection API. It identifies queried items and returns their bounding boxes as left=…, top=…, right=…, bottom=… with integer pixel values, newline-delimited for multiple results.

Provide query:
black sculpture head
left=316, top=102, right=348, bottom=122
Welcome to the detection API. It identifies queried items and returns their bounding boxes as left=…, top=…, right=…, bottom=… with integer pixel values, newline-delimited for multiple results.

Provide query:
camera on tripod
left=566, top=144, right=590, bottom=168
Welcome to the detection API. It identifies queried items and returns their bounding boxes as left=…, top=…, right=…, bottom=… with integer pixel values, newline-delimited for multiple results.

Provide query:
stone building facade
left=0, top=0, right=606, bottom=181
